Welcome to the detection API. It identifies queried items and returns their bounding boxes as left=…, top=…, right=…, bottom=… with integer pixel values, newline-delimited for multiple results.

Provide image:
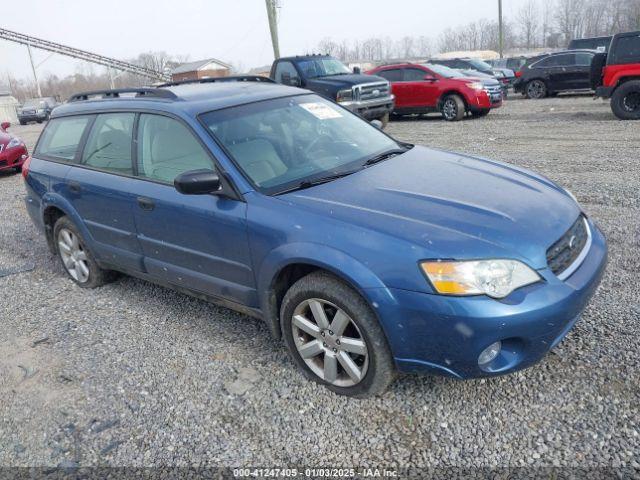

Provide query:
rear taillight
left=22, top=155, right=32, bottom=179
left=515, top=70, right=522, bottom=78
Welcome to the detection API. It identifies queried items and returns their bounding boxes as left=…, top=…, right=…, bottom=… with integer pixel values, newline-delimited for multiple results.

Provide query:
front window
left=200, top=95, right=403, bottom=195
left=296, top=58, right=351, bottom=79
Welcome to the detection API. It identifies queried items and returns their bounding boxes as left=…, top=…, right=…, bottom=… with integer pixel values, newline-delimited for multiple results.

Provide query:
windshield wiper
left=277, top=169, right=361, bottom=194
left=362, top=148, right=408, bottom=167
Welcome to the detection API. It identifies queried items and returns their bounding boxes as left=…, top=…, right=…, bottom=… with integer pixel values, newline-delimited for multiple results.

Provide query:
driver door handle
left=137, top=196, right=155, bottom=211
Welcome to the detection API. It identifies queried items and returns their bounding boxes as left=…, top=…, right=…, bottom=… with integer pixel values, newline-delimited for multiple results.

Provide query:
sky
left=1, top=0, right=530, bottom=82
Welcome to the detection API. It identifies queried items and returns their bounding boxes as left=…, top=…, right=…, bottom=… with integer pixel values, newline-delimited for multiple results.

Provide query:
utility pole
left=27, top=43, right=42, bottom=97
left=265, top=0, right=280, bottom=59
left=498, top=0, right=504, bottom=58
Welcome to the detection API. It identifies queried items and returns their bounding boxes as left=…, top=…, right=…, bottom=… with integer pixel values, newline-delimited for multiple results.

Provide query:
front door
left=131, top=113, right=256, bottom=307
left=402, top=67, right=439, bottom=109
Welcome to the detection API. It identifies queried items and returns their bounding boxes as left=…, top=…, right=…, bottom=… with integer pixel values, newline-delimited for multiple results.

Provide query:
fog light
left=478, top=341, right=501, bottom=365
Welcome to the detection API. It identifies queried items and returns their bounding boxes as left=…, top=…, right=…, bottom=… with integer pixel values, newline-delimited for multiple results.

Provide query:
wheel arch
left=41, top=193, right=91, bottom=254
left=437, top=90, right=469, bottom=110
left=257, top=243, right=388, bottom=340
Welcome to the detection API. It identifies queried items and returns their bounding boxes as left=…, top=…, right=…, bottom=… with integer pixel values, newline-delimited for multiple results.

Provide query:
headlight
left=421, top=259, right=541, bottom=299
left=466, top=82, right=485, bottom=91
left=7, top=138, right=22, bottom=149
left=336, top=88, right=353, bottom=103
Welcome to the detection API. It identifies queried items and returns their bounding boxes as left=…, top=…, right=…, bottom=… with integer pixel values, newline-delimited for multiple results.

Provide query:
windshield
left=200, top=95, right=403, bottom=195
left=468, top=59, right=494, bottom=71
left=423, top=63, right=461, bottom=78
left=296, top=58, right=351, bottom=79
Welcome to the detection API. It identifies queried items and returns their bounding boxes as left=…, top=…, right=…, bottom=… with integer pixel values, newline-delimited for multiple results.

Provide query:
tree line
left=317, top=0, right=640, bottom=60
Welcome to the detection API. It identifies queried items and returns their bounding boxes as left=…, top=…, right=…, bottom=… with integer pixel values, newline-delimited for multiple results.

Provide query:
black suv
left=513, top=50, right=597, bottom=99
left=18, top=97, right=58, bottom=124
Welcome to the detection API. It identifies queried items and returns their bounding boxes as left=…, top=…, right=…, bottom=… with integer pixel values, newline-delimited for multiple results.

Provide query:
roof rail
left=68, top=88, right=178, bottom=102
left=157, top=75, right=275, bottom=88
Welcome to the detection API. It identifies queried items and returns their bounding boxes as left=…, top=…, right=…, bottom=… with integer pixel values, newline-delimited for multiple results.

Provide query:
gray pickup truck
left=270, top=54, right=394, bottom=126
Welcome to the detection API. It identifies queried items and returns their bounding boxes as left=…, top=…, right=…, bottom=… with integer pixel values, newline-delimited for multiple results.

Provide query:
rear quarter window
left=611, top=35, right=640, bottom=64
left=35, top=116, right=92, bottom=162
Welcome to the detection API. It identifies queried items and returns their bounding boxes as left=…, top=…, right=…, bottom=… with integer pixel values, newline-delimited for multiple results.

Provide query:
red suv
left=366, top=63, right=503, bottom=121
left=593, top=31, right=640, bottom=120
left=0, top=122, right=29, bottom=173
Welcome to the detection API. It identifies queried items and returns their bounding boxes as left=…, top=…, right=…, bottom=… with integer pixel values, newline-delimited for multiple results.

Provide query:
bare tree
left=517, top=0, right=540, bottom=48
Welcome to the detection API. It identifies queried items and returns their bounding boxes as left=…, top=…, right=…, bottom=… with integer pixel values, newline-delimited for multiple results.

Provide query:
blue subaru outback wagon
left=23, top=77, right=607, bottom=397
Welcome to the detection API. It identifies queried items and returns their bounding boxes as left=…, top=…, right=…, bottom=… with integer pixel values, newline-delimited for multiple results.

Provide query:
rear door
left=375, top=69, right=407, bottom=108
left=401, top=67, right=439, bottom=108
left=65, top=112, right=144, bottom=270
left=131, top=113, right=256, bottom=306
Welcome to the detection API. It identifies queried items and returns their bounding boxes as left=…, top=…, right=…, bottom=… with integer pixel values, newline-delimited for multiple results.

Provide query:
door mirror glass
left=424, top=74, right=437, bottom=82
left=174, top=169, right=221, bottom=195
left=1, top=121, right=10, bottom=131
left=370, top=119, right=383, bottom=129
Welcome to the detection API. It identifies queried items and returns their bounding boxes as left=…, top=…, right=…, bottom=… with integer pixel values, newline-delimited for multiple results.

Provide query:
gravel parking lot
left=0, top=95, right=638, bottom=471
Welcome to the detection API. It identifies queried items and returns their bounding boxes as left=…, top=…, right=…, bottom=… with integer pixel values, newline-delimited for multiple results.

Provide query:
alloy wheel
left=58, top=228, right=90, bottom=283
left=442, top=98, right=457, bottom=120
left=291, top=298, right=369, bottom=387
left=527, top=80, right=546, bottom=99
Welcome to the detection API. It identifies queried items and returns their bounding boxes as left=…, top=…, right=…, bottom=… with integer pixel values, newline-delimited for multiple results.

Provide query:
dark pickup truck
left=270, top=54, right=394, bottom=126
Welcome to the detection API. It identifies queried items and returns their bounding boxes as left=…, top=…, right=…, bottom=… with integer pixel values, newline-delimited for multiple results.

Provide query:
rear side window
left=82, top=113, right=135, bottom=175
left=35, top=116, right=91, bottom=161
left=611, top=35, right=640, bottom=64
left=136, top=114, right=214, bottom=184
left=376, top=69, right=403, bottom=82
left=273, top=61, right=299, bottom=84
left=575, top=53, right=594, bottom=66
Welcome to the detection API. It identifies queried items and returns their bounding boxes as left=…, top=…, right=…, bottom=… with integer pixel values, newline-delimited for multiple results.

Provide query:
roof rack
left=157, top=75, right=275, bottom=88
left=68, top=88, right=177, bottom=102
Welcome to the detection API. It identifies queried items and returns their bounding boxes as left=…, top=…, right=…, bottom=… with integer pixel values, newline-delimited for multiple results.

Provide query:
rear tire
left=441, top=94, right=465, bottom=121
left=19, top=120, right=26, bottom=126
left=526, top=79, right=547, bottom=99
left=53, top=216, right=116, bottom=288
left=610, top=80, right=640, bottom=120
left=280, top=271, right=396, bottom=398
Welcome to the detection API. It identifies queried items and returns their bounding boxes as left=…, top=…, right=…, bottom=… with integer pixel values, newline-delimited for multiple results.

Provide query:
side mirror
left=353, top=66, right=361, bottom=74
left=370, top=119, right=383, bottom=129
left=424, top=75, right=437, bottom=82
left=1, top=121, right=10, bottom=132
left=281, top=72, right=301, bottom=87
left=174, top=169, right=221, bottom=195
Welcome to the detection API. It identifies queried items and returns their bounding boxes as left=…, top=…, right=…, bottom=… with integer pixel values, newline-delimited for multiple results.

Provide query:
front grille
left=0, top=160, right=6, bottom=167
left=354, top=82, right=390, bottom=102
left=546, top=216, right=590, bottom=278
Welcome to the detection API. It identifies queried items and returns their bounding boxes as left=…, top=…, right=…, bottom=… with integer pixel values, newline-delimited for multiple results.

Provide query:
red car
left=0, top=122, right=28, bottom=173
left=366, top=63, right=503, bottom=121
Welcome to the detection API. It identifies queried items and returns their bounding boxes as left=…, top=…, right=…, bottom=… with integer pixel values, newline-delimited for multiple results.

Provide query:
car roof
left=51, top=81, right=308, bottom=119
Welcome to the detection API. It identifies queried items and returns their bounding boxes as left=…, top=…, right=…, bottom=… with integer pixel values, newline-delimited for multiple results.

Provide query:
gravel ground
left=0, top=95, right=638, bottom=471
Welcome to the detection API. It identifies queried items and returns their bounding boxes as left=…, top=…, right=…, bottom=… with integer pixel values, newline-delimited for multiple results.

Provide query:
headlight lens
left=7, top=137, right=22, bottom=149
left=336, top=88, right=353, bottom=103
left=466, top=82, right=485, bottom=91
left=421, top=259, right=541, bottom=298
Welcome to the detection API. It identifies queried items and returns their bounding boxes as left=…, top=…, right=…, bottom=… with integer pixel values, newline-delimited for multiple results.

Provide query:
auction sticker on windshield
left=300, top=102, right=343, bottom=119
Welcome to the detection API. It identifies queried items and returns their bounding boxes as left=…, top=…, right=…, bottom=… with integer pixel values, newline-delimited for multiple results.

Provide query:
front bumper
left=367, top=219, right=607, bottom=379
left=0, top=146, right=28, bottom=171
left=339, top=95, right=395, bottom=120
left=470, top=90, right=503, bottom=110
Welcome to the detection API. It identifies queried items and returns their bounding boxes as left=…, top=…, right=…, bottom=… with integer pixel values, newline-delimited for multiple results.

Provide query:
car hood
left=306, top=73, right=387, bottom=89
left=280, top=146, right=580, bottom=269
left=452, top=76, right=500, bottom=87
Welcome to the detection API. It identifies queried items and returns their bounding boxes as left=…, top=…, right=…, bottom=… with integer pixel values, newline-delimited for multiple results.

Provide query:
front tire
left=526, top=79, right=547, bottom=99
left=53, top=216, right=115, bottom=288
left=280, top=271, right=396, bottom=398
left=610, top=80, right=640, bottom=120
left=441, top=94, right=465, bottom=121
